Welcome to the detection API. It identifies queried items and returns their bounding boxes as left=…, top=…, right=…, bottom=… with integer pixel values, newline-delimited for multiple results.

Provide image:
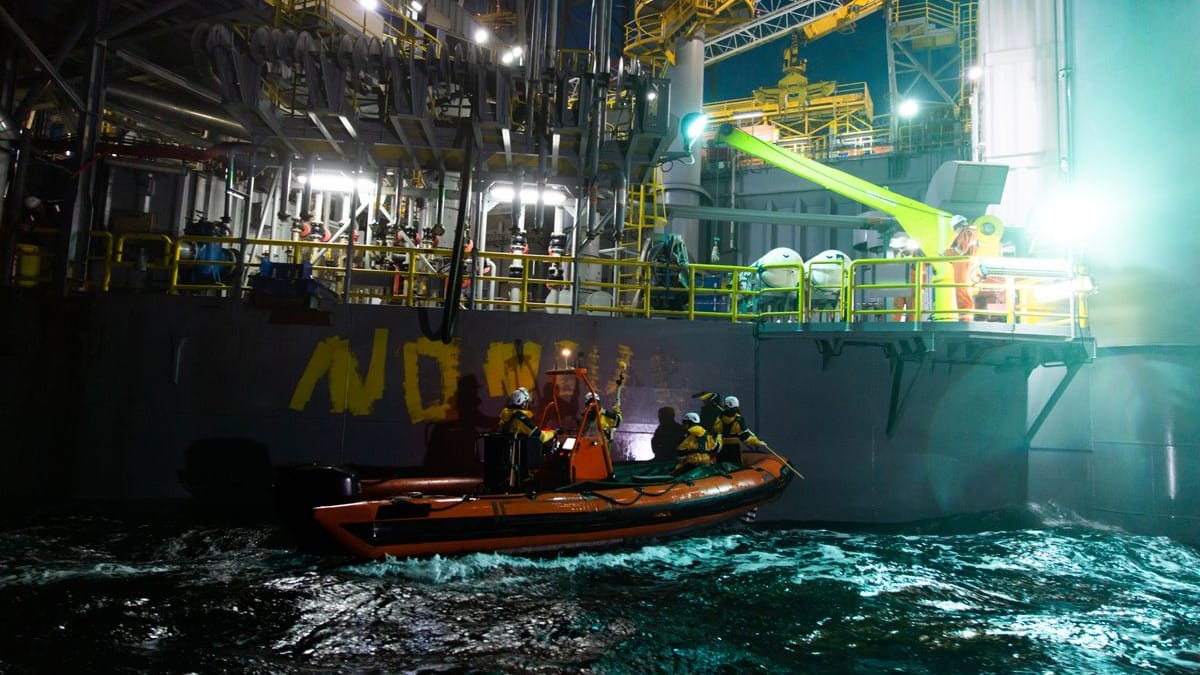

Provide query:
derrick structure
left=703, top=33, right=879, bottom=159
left=701, top=0, right=887, bottom=158
left=699, top=0, right=977, bottom=158
left=885, top=0, right=977, bottom=153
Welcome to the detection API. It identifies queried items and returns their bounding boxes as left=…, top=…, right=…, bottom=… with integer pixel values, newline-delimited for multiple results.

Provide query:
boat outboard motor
left=481, top=433, right=548, bottom=493
left=274, top=464, right=362, bottom=552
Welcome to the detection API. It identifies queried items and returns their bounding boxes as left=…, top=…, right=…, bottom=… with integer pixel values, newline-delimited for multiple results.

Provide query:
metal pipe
left=528, top=0, right=543, bottom=80
left=300, top=155, right=314, bottom=218
left=234, top=152, right=256, bottom=298
left=435, top=174, right=446, bottom=230
left=1055, top=0, right=1075, bottom=179
left=175, top=168, right=192, bottom=235
left=113, top=49, right=222, bottom=105
left=223, top=153, right=235, bottom=220
left=665, top=204, right=897, bottom=229
left=59, top=0, right=110, bottom=295
left=613, top=171, right=627, bottom=240
left=439, top=132, right=475, bottom=343
left=106, top=157, right=188, bottom=175
left=107, top=81, right=246, bottom=138
left=547, top=0, right=558, bottom=72
left=280, top=158, right=294, bottom=219
left=513, top=170, right=525, bottom=233
left=192, top=173, right=207, bottom=219
left=343, top=161, right=361, bottom=300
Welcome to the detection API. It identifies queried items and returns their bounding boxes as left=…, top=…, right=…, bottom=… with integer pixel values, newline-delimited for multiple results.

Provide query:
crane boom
left=715, top=124, right=956, bottom=252
left=715, top=123, right=961, bottom=317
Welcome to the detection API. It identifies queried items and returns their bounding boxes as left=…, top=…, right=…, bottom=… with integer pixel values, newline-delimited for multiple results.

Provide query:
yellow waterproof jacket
left=499, top=406, right=554, bottom=443
left=713, top=413, right=767, bottom=449
left=583, top=405, right=623, bottom=439
left=677, top=423, right=718, bottom=455
left=674, top=423, right=717, bottom=471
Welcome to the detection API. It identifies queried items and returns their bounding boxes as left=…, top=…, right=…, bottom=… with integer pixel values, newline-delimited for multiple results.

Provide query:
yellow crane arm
left=715, top=123, right=961, bottom=318
left=715, top=124, right=955, bottom=254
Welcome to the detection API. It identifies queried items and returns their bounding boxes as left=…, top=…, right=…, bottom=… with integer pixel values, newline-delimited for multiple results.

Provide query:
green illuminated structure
left=715, top=123, right=960, bottom=318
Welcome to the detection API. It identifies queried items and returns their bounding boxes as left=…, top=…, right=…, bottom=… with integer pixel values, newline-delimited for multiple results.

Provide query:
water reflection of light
left=628, top=437, right=655, bottom=461
left=1166, top=422, right=1176, bottom=500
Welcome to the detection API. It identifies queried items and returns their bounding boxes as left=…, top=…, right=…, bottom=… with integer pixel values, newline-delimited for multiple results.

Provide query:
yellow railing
left=846, top=257, right=1089, bottom=326
left=892, top=0, right=958, bottom=30
left=22, top=232, right=1089, bottom=330
left=88, top=231, right=114, bottom=291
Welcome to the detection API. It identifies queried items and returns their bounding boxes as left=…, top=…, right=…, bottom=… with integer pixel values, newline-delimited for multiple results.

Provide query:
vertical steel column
left=234, top=152, right=256, bottom=299
left=300, top=155, right=315, bottom=218
left=885, top=0, right=900, bottom=146
left=57, top=0, right=110, bottom=295
left=280, top=158, right=294, bottom=220
left=662, top=32, right=705, bottom=255
left=0, top=42, right=17, bottom=114
left=343, top=160, right=362, bottom=301
left=223, top=151, right=235, bottom=220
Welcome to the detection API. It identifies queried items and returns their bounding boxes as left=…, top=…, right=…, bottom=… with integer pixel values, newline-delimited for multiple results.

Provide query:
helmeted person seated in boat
left=499, top=387, right=556, bottom=444
left=711, top=395, right=771, bottom=465
left=673, top=411, right=718, bottom=474
left=580, top=391, right=622, bottom=442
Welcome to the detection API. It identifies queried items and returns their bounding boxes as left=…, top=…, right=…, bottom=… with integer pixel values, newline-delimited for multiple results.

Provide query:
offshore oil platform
left=2, top=0, right=1193, bottom=544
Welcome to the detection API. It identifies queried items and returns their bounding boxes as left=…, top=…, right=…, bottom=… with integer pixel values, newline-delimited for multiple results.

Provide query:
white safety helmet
left=723, top=395, right=740, bottom=410
left=584, top=391, right=598, bottom=405
left=683, top=411, right=701, bottom=425
left=510, top=387, right=531, bottom=408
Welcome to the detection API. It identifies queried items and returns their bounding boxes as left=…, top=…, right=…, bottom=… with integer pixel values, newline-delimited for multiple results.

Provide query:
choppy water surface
left=2, top=505, right=1200, bottom=674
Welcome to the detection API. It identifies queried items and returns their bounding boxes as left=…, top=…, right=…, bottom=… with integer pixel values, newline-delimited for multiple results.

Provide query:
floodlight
left=681, top=112, right=708, bottom=152
left=898, top=99, right=919, bottom=119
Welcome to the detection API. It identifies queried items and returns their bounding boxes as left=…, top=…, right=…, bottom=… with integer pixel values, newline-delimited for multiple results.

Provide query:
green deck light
left=681, top=112, right=709, bottom=153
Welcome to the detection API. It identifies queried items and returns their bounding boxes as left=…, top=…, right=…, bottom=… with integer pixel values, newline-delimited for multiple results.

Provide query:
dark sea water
left=2, top=503, right=1200, bottom=674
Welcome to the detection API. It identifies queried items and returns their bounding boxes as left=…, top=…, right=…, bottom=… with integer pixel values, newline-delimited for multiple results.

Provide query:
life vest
left=498, top=406, right=554, bottom=443
left=714, top=413, right=765, bottom=448
left=582, top=406, right=622, bottom=440
left=677, top=424, right=717, bottom=455
left=498, top=406, right=539, bottom=437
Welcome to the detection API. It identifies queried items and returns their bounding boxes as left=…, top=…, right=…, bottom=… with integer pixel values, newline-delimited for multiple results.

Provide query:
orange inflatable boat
left=309, top=451, right=794, bottom=559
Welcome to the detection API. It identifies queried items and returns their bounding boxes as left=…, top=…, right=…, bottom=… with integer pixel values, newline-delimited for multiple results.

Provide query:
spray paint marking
left=483, top=340, right=543, bottom=398
left=403, top=337, right=461, bottom=423
left=611, top=344, right=634, bottom=395
left=292, top=334, right=631, bottom=423
left=289, top=328, right=389, bottom=415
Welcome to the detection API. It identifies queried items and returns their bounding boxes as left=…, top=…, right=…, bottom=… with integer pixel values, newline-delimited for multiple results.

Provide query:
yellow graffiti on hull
left=611, top=344, right=634, bottom=394
left=289, top=328, right=389, bottom=415
left=403, top=337, right=461, bottom=422
left=291, top=333, right=634, bottom=423
left=483, top=340, right=543, bottom=398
